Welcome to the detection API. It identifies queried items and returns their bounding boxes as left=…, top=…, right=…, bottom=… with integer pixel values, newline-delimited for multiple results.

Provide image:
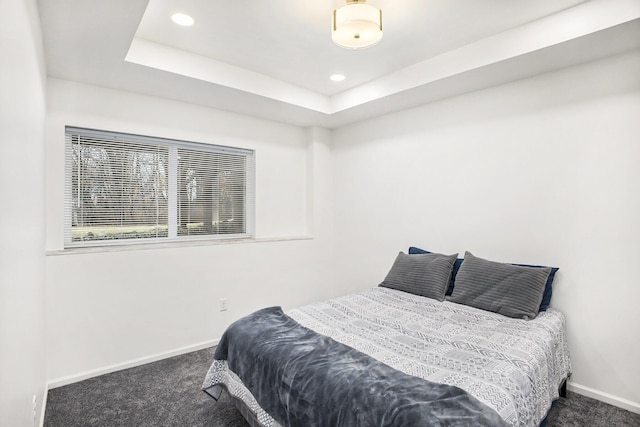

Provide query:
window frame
left=64, top=126, right=255, bottom=248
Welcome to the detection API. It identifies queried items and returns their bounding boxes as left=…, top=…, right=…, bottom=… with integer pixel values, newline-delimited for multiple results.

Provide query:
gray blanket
left=204, top=306, right=509, bottom=426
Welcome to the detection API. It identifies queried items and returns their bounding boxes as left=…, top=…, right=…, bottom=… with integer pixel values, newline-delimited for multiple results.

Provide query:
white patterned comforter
left=286, top=287, right=571, bottom=427
left=208, top=287, right=571, bottom=427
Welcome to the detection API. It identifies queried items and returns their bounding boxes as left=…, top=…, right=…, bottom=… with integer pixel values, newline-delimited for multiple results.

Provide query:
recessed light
left=330, top=74, right=346, bottom=82
left=171, top=13, right=194, bottom=27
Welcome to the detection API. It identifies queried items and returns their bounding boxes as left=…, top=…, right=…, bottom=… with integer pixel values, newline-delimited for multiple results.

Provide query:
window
left=65, top=127, right=254, bottom=247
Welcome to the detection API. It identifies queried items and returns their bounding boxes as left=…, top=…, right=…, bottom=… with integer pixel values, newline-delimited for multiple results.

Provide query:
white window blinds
left=65, top=127, right=254, bottom=247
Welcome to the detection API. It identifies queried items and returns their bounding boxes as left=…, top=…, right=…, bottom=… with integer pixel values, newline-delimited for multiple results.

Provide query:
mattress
left=204, top=287, right=571, bottom=426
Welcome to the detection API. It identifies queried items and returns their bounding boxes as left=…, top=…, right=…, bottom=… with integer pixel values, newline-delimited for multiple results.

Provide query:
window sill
left=46, top=235, right=313, bottom=256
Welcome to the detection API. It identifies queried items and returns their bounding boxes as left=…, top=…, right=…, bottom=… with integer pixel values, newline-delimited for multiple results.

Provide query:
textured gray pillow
left=379, top=251, right=458, bottom=301
left=449, top=251, right=551, bottom=320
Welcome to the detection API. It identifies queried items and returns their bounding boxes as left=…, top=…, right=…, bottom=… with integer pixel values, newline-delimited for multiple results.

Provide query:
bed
left=202, top=250, right=572, bottom=426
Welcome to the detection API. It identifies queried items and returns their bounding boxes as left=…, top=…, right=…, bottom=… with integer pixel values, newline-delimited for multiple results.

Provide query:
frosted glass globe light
left=332, top=2, right=383, bottom=50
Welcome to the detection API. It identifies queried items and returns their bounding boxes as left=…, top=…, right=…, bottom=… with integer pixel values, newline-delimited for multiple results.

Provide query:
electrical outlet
left=220, top=298, right=228, bottom=312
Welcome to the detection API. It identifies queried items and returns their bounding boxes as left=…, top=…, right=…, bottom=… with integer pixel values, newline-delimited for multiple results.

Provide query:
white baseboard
left=568, top=382, right=640, bottom=415
left=39, top=383, right=48, bottom=427
left=47, top=339, right=219, bottom=390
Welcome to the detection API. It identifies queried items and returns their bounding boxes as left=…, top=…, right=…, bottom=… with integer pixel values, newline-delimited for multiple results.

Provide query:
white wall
left=0, top=0, right=47, bottom=425
left=332, top=50, right=640, bottom=411
left=45, top=80, right=334, bottom=384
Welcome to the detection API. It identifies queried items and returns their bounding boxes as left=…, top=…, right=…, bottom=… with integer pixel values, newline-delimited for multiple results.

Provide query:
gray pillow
left=449, top=251, right=551, bottom=320
left=379, top=251, right=458, bottom=301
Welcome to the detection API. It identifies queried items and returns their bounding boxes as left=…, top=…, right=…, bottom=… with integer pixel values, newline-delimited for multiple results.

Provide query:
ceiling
left=38, top=0, right=640, bottom=128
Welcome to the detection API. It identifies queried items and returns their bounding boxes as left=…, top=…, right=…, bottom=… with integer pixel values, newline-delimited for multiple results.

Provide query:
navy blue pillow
left=409, top=247, right=462, bottom=296
left=410, top=247, right=559, bottom=311
left=513, top=264, right=559, bottom=311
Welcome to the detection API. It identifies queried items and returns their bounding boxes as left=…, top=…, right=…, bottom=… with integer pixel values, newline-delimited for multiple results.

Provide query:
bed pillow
left=409, top=247, right=559, bottom=311
left=449, top=251, right=551, bottom=320
left=513, top=264, right=559, bottom=312
left=409, top=247, right=463, bottom=296
left=380, top=251, right=458, bottom=301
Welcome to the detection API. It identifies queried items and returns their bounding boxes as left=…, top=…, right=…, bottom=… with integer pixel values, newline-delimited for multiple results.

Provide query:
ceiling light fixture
left=171, top=13, right=194, bottom=27
left=330, top=74, right=346, bottom=82
left=332, top=0, right=382, bottom=50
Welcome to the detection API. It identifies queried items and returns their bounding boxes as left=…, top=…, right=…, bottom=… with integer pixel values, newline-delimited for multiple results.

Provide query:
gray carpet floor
left=44, top=346, right=640, bottom=426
